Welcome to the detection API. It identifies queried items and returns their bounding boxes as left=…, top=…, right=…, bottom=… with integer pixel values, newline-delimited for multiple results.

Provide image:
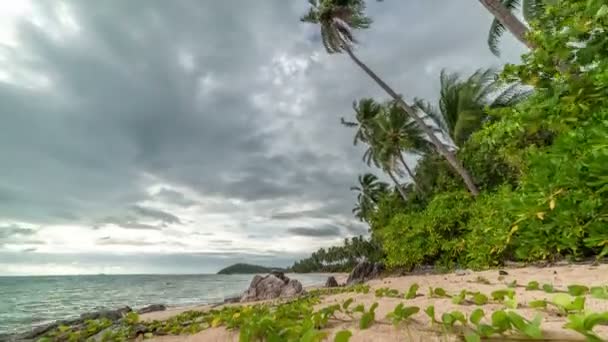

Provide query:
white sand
left=148, top=265, right=608, bottom=341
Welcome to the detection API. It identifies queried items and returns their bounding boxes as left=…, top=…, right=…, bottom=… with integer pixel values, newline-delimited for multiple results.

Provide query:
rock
left=280, top=279, right=303, bottom=298
left=325, top=276, right=339, bottom=288
left=346, top=261, right=384, bottom=285
left=80, top=306, right=132, bottom=321
left=240, top=274, right=304, bottom=302
left=137, top=304, right=166, bottom=314
left=270, top=271, right=289, bottom=284
left=498, top=270, right=509, bottom=276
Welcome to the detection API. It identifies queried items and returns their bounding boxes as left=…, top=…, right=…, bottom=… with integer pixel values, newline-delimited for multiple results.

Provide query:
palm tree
left=343, top=99, right=410, bottom=201
left=374, top=101, right=430, bottom=193
left=415, top=68, right=530, bottom=146
left=477, top=0, right=535, bottom=54
left=487, top=0, right=549, bottom=56
left=301, top=0, right=480, bottom=196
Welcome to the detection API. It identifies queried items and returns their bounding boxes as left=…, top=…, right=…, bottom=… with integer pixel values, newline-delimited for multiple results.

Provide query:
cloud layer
left=0, top=0, right=524, bottom=275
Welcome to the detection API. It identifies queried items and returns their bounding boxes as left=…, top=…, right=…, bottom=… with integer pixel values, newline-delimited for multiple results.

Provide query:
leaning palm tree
left=487, top=0, right=550, bottom=56
left=301, top=0, right=480, bottom=196
left=477, top=0, right=535, bottom=53
left=415, top=68, right=531, bottom=146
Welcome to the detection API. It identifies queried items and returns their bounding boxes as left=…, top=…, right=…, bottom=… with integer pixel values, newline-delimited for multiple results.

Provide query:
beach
left=142, top=264, right=608, bottom=341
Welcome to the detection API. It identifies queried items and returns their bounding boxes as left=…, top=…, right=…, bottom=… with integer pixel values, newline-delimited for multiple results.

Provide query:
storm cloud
left=0, top=0, right=524, bottom=274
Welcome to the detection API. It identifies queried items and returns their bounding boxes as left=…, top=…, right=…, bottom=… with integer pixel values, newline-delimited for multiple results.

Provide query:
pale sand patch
left=149, top=265, right=608, bottom=341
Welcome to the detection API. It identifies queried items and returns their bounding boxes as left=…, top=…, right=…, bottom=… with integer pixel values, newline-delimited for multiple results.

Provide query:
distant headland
left=216, top=263, right=285, bottom=275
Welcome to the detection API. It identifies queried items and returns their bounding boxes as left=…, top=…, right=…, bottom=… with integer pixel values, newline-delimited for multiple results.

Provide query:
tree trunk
left=386, top=169, right=409, bottom=202
left=478, top=0, right=535, bottom=49
left=397, top=153, right=422, bottom=194
left=344, top=46, right=480, bottom=196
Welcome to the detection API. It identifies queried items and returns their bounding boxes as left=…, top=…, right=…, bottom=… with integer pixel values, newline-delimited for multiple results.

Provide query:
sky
left=0, top=1, right=525, bottom=275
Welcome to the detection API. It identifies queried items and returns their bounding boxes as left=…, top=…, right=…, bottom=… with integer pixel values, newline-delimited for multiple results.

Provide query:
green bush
left=381, top=191, right=474, bottom=269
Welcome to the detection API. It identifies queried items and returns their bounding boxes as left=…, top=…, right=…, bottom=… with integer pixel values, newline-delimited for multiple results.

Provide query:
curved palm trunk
left=397, top=153, right=422, bottom=194
left=386, top=169, right=408, bottom=202
left=478, top=0, right=535, bottom=49
left=343, top=46, right=480, bottom=196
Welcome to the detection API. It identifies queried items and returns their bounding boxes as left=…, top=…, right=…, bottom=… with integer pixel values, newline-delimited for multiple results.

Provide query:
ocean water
left=0, top=273, right=329, bottom=336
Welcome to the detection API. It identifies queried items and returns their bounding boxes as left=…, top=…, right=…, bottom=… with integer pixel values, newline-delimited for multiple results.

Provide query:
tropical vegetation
left=292, top=0, right=608, bottom=274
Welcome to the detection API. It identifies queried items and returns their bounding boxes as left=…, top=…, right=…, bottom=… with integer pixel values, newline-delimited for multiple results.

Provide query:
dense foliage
left=294, top=0, right=608, bottom=273
left=375, top=0, right=608, bottom=269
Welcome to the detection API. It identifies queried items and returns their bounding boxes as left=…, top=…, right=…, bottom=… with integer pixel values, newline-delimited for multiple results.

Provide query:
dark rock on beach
left=240, top=273, right=304, bottom=302
left=137, top=304, right=166, bottom=314
left=325, top=276, right=339, bottom=288
left=346, top=261, right=384, bottom=285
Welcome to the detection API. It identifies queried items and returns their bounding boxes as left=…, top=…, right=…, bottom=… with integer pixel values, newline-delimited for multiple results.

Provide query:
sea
left=0, top=273, right=329, bottom=336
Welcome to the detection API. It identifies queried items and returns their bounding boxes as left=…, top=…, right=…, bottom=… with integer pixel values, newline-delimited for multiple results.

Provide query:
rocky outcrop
left=240, top=273, right=304, bottom=302
left=325, top=276, right=339, bottom=288
left=9, top=306, right=134, bottom=341
left=346, top=261, right=384, bottom=285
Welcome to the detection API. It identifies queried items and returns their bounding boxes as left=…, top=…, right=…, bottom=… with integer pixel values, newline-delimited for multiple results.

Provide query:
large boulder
left=346, top=261, right=384, bottom=285
left=240, top=274, right=304, bottom=302
left=325, top=276, right=339, bottom=288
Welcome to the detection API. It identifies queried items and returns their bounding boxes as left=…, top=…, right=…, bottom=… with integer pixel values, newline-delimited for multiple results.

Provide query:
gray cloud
left=270, top=209, right=327, bottom=220
left=154, top=188, right=197, bottom=207
left=287, top=225, right=342, bottom=237
left=132, top=206, right=182, bottom=225
left=98, top=216, right=163, bottom=231
left=0, top=226, right=36, bottom=239
left=0, top=0, right=524, bottom=273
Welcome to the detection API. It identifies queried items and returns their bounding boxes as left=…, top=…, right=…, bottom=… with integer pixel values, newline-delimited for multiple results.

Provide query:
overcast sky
left=0, top=1, right=524, bottom=275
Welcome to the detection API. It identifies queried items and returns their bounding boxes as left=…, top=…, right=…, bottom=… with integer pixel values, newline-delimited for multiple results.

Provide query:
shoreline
left=1, top=272, right=344, bottom=340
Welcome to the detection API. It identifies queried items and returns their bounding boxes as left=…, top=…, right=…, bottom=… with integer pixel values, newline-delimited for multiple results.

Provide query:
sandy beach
left=143, top=264, right=608, bottom=342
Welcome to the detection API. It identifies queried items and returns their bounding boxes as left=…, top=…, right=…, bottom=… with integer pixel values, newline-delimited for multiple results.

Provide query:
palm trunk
left=344, top=46, right=480, bottom=196
left=478, top=0, right=535, bottom=49
left=397, top=153, right=422, bottom=194
left=386, top=168, right=408, bottom=202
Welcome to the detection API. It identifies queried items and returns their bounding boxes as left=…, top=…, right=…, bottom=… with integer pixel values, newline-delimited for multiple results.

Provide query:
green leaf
left=342, top=298, right=354, bottom=310
left=542, top=284, right=554, bottom=293
left=424, top=305, right=436, bottom=322
left=491, top=310, right=511, bottom=333
left=441, top=313, right=455, bottom=327
left=470, top=308, right=485, bottom=325
left=300, top=329, right=328, bottom=342
left=596, top=4, right=608, bottom=17
left=405, top=283, right=419, bottom=299
left=584, top=312, right=608, bottom=330
left=508, top=312, right=542, bottom=338
left=434, top=287, right=448, bottom=297
left=529, top=300, right=547, bottom=309
left=590, top=287, right=608, bottom=300
left=491, top=289, right=514, bottom=302
left=472, top=293, right=488, bottom=306
left=334, top=330, right=352, bottom=342
left=568, top=285, right=589, bottom=296
left=525, top=281, right=540, bottom=291
left=452, top=290, right=466, bottom=305
left=504, top=298, right=518, bottom=309
left=352, top=304, right=365, bottom=313
left=359, top=312, right=374, bottom=330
